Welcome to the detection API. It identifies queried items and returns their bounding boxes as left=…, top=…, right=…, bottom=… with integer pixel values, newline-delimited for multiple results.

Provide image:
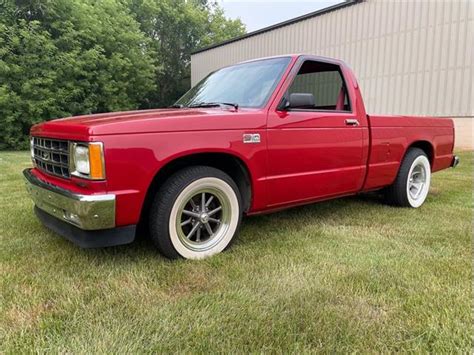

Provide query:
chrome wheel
left=176, top=189, right=231, bottom=252
left=384, top=148, right=431, bottom=208
left=408, top=163, right=426, bottom=200
left=405, top=155, right=431, bottom=208
left=167, top=175, right=241, bottom=259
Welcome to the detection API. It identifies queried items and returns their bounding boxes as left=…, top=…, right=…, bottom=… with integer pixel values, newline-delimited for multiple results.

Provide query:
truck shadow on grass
left=238, top=192, right=386, bottom=244
left=67, top=191, right=387, bottom=262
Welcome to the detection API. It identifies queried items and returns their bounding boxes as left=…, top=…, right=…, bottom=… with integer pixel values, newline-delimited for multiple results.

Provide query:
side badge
left=243, top=133, right=261, bottom=144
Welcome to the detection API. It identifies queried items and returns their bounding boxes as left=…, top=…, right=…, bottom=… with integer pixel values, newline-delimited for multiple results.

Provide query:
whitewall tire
left=385, top=148, right=431, bottom=208
left=149, top=166, right=242, bottom=259
left=406, top=155, right=431, bottom=207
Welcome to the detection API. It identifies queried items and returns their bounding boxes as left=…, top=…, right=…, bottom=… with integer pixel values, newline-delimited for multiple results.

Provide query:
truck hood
left=31, top=107, right=262, bottom=140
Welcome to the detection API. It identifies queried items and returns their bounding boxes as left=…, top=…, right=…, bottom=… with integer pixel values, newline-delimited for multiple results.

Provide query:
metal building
left=191, top=0, right=473, bottom=148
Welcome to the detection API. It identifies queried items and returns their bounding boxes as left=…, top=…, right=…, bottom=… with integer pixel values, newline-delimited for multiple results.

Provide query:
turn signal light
left=89, top=142, right=105, bottom=180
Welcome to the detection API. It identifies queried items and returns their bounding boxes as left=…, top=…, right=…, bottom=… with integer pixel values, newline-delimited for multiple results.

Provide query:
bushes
left=0, top=0, right=245, bottom=150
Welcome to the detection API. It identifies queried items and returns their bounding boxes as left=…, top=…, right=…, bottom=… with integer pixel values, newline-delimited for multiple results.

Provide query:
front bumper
left=34, top=207, right=136, bottom=248
left=24, top=168, right=115, bottom=230
left=23, top=168, right=135, bottom=248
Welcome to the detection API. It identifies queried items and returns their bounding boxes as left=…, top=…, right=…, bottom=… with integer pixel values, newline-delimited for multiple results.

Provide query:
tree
left=126, top=0, right=246, bottom=107
left=0, top=0, right=245, bottom=150
left=0, top=0, right=156, bottom=149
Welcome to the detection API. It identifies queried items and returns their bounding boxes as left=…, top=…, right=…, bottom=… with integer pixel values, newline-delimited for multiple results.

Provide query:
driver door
left=266, top=59, right=366, bottom=207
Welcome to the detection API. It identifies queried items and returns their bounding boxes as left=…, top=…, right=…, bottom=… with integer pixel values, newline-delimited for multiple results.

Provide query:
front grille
left=32, top=137, right=70, bottom=179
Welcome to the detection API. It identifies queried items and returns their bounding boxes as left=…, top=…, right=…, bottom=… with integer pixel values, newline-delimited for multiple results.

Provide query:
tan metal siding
left=191, top=0, right=473, bottom=147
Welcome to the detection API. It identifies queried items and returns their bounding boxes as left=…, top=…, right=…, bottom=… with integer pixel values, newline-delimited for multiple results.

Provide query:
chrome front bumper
left=23, top=168, right=115, bottom=230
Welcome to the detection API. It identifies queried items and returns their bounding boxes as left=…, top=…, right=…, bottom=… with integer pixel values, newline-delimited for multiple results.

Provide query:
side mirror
left=286, top=93, right=315, bottom=109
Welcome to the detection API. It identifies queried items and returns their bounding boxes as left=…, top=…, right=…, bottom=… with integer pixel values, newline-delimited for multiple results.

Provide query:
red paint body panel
left=363, top=115, right=454, bottom=190
left=29, top=55, right=456, bottom=227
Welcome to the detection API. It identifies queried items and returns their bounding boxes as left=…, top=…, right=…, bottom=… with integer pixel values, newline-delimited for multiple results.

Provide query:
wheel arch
left=140, top=151, right=253, bottom=225
left=405, top=140, right=434, bottom=168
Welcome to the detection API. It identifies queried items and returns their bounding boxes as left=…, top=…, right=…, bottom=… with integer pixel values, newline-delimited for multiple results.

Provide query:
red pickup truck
left=25, top=54, right=459, bottom=259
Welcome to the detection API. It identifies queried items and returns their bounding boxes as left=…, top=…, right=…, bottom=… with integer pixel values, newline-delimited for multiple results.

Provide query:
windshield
left=175, top=57, right=291, bottom=108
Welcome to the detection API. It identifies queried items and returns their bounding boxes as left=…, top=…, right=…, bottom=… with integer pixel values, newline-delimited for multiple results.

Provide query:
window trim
left=279, top=59, right=353, bottom=113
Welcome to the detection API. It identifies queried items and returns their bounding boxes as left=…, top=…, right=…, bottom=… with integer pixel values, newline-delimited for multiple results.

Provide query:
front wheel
left=149, top=166, right=242, bottom=259
left=384, top=148, right=431, bottom=208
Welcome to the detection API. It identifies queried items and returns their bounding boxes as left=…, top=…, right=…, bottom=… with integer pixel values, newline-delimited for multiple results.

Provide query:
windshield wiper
left=188, top=102, right=239, bottom=110
left=169, top=104, right=184, bottom=108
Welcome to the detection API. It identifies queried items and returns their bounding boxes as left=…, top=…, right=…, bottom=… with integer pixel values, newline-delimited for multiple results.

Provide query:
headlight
left=30, top=137, right=36, bottom=167
left=74, top=145, right=90, bottom=175
left=30, top=137, right=35, bottom=159
left=71, top=142, right=105, bottom=180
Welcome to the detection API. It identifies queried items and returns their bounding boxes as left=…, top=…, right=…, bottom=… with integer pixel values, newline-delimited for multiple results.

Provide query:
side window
left=286, top=60, right=351, bottom=111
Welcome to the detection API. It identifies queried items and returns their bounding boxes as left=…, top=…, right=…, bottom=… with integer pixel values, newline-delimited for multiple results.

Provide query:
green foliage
left=0, top=0, right=245, bottom=149
left=127, top=0, right=245, bottom=107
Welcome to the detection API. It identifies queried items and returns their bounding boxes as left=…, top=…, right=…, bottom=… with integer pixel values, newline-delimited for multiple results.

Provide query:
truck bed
left=363, top=115, right=455, bottom=191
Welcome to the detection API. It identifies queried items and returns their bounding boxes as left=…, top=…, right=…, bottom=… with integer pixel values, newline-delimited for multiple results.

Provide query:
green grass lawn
left=1, top=151, right=472, bottom=353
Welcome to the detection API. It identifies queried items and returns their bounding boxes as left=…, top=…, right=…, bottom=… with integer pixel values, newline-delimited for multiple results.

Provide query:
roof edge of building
left=192, top=0, right=363, bottom=55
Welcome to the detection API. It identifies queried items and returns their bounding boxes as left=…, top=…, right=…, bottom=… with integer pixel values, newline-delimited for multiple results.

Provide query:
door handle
left=345, top=119, right=360, bottom=126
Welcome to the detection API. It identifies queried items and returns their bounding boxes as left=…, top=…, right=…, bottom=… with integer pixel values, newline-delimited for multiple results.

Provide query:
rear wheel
left=149, top=166, right=242, bottom=259
left=384, top=148, right=431, bottom=208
